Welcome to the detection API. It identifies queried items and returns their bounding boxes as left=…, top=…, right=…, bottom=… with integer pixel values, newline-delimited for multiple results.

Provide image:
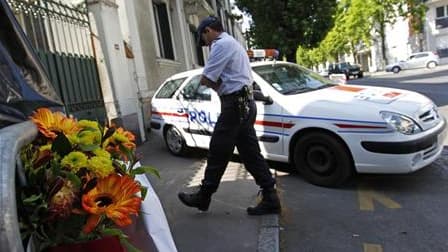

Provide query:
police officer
left=178, top=16, right=281, bottom=215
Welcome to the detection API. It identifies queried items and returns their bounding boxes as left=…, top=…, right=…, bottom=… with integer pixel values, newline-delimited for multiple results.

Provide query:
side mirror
left=253, top=90, right=273, bottom=105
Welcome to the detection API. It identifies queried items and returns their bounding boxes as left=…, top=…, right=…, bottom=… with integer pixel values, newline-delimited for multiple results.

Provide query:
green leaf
left=102, top=128, right=115, bottom=144
left=61, top=171, right=82, bottom=188
left=51, top=133, right=72, bottom=157
left=131, top=166, right=160, bottom=178
left=101, top=227, right=125, bottom=237
left=79, top=144, right=100, bottom=152
left=119, top=145, right=133, bottom=164
left=23, top=194, right=42, bottom=203
left=120, top=237, right=141, bottom=252
left=140, top=186, right=148, bottom=200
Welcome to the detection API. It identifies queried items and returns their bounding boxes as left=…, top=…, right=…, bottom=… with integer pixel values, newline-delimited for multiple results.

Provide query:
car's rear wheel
left=293, top=132, right=353, bottom=187
left=164, top=126, right=189, bottom=156
left=426, top=61, right=437, bottom=69
left=392, top=66, right=401, bottom=73
left=357, top=72, right=363, bottom=78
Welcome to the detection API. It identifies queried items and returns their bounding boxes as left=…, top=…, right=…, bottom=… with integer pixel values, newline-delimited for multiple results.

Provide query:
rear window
left=155, top=77, right=187, bottom=98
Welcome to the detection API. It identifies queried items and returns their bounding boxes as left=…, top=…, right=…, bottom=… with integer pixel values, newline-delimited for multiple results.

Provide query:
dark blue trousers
left=202, top=95, right=275, bottom=192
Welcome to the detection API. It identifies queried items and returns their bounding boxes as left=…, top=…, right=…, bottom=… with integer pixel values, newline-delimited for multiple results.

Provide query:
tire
left=357, top=72, right=363, bottom=78
left=392, top=66, right=400, bottom=73
left=293, top=132, right=353, bottom=187
left=164, top=126, right=189, bottom=156
left=426, top=61, right=437, bottom=69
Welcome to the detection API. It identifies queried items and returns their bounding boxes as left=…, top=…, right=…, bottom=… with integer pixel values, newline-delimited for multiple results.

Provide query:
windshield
left=252, top=63, right=335, bottom=95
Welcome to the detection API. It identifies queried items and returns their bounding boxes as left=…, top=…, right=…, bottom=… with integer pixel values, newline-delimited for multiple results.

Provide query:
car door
left=251, top=77, right=285, bottom=159
left=407, top=53, right=426, bottom=69
left=178, top=75, right=220, bottom=149
left=414, top=53, right=429, bottom=68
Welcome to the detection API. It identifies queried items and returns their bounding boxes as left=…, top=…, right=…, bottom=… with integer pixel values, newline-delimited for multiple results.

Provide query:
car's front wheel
left=293, top=132, right=354, bottom=187
left=392, top=66, right=401, bottom=73
left=426, top=61, right=437, bottom=69
left=164, top=126, right=189, bottom=156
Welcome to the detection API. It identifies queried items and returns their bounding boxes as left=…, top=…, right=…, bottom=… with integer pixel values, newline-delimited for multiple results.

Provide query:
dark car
left=328, top=62, right=363, bottom=79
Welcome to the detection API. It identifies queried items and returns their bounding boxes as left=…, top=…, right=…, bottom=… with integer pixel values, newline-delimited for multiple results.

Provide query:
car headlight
left=380, top=111, right=422, bottom=135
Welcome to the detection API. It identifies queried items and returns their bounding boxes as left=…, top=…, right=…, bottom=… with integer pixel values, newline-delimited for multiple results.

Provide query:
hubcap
left=306, top=145, right=334, bottom=174
left=167, top=128, right=182, bottom=153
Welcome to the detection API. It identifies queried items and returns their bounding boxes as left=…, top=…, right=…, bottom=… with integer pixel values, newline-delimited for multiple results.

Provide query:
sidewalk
left=137, top=136, right=280, bottom=252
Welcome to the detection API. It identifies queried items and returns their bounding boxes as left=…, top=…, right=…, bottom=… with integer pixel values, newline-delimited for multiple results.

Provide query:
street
left=140, top=67, right=448, bottom=252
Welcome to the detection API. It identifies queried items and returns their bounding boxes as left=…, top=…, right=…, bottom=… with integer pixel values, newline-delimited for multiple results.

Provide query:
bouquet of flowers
left=17, top=108, right=158, bottom=251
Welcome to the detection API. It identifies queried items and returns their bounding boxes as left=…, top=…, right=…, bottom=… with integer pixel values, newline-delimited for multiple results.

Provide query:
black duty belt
left=220, top=86, right=252, bottom=102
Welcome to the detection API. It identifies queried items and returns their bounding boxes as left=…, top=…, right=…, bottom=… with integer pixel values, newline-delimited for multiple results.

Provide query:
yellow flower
left=81, top=174, right=141, bottom=233
left=88, top=156, right=114, bottom=178
left=103, top=128, right=136, bottom=160
left=39, top=144, right=52, bottom=152
left=93, top=148, right=111, bottom=159
left=30, top=108, right=79, bottom=139
left=77, top=130, right=102, bottom=147
left=61, top=151, right=88, bottom=172
left=78, top=120, right=100, bottom=131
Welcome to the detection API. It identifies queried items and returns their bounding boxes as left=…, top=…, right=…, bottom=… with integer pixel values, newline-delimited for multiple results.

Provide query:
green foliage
left=236, top=0, right=338, bottom=62
left=295, top=0, right=428, bottom=66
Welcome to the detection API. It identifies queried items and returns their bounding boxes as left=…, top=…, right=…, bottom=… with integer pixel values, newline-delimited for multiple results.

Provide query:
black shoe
left=178, top=186, right=212, bottom=211
left=247, top=188, right=281, bottom=215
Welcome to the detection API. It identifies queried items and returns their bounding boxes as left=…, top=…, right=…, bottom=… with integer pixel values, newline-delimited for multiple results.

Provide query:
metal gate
left=6, top=0, right=107, bottom=123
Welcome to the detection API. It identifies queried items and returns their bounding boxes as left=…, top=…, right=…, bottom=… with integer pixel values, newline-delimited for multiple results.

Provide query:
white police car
left=150, top=61, right=447, bottom=187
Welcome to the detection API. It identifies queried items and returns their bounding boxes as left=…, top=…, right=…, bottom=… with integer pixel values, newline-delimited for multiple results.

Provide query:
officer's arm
left=200, top=75, right=221, bottom=90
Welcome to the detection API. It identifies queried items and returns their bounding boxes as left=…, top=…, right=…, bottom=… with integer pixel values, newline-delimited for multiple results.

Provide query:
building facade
left=425, top=0, right=448, bottom=58
left=86, top=0, right=245, bottom=142
left=359, top=0, right=448, bottom=72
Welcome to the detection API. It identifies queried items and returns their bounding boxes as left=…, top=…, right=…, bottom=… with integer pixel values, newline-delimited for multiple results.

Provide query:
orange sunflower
left=81, top=174, right=142, bottom=233
left=103, top=127, right=136, bottom=160
left=30, top=108, right=79, bottom=139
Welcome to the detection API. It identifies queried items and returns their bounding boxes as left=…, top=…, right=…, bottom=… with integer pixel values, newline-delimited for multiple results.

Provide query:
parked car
left=150, top=61, right=447, bottom=187
left=328, top=62, right=363, bottom=79
left=385, top=51, right=440, bottom=73
left=316, top=69, right=329, bottom=78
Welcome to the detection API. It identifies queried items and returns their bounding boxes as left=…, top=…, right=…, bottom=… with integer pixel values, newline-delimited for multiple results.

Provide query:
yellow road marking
left=363, top=243, right=383, bottom=252
left=358, top=185, right=401, bottom=211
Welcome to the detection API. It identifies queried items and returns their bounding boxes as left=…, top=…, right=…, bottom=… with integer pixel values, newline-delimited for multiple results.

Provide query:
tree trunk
left=379, top=21, right=388, bottom=68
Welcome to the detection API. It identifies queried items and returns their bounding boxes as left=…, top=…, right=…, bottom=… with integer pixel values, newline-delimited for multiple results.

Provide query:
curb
left=257, top=214, right=280, bottom=252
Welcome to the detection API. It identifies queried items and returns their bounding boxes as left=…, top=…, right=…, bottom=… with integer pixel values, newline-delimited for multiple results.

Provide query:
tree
left=235, top=0, right=338, bottom=62
left=305, top=0, right=427, bottom=67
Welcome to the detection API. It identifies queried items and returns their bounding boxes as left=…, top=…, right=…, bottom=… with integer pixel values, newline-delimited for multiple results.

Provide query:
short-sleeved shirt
left=202, top=32, right=253, bottom=96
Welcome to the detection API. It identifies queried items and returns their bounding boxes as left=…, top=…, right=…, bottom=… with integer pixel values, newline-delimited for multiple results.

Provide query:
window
left=411, top=53, right=428, bottom=59
left=253, top=64, right=333, bottom=95
left=153, top=2, right=174, bottom=59
left=155, top=77, right=186, bottom=98
left=182, top=75, right=212, bottom=101
left=435, top=5, right=448, bottom=29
